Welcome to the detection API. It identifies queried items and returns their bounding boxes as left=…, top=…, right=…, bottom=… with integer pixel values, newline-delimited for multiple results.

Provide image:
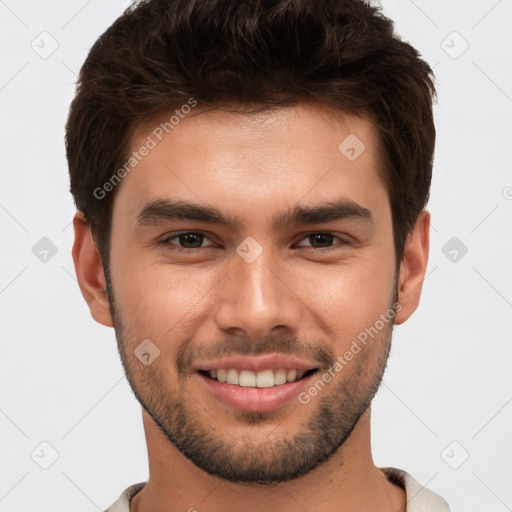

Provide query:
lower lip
left=197, top=371, right=317, bottom=412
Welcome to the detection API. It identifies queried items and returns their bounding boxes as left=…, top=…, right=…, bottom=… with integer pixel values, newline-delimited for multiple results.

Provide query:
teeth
left=207, top=368, right=311, bottom=387
left=226, top=368, right=239, bottom=385
left=239, top=370, right=256, bottom=387
left=274, top=369, right=287, bottom=385
left=286, top=369, right=297, bottom=382
left=256, top=369, right=274, bottom=388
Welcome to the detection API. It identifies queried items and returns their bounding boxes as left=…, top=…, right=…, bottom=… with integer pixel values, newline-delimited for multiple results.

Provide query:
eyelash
left=161, top=231, right=350, bottom=252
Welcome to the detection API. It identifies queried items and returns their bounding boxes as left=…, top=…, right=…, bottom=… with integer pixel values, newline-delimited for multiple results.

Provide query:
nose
left=212, top=246, right=302, bottom=340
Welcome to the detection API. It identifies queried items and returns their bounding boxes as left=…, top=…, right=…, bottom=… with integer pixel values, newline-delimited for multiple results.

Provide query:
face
left=105, top=102, right=399, bottom=483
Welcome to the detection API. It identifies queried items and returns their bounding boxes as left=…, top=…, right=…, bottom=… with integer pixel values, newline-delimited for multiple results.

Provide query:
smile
left=199, top=368, right=317, bottom=388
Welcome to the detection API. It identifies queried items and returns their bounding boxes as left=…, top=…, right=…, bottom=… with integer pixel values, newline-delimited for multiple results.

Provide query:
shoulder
left=103, top=482, right=147, bottom=512
left=380, top=467, right=450, bottom=512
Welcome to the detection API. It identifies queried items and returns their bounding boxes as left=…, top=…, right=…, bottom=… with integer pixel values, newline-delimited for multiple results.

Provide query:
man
left=67, top=0, right=449, bottom=510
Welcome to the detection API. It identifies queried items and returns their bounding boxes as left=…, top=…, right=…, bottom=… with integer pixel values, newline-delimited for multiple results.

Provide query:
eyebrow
left=136, top=197, right=374, bottom=230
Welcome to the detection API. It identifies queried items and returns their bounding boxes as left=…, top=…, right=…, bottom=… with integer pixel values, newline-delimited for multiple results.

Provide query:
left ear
left=394, top=209, right=430, bottom=325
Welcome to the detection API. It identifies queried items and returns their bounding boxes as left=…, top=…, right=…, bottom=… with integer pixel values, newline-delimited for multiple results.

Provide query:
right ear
left=71, top=211, right=114, bottom=327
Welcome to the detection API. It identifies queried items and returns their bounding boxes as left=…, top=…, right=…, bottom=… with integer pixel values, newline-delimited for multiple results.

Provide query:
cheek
left=296, top=257, right=395, bottom=337
left=110, top=255, right=215, bottom=341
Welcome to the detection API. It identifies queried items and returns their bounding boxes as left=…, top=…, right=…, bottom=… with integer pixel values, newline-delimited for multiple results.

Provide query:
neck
left=130, top=408, right=405, bottom=512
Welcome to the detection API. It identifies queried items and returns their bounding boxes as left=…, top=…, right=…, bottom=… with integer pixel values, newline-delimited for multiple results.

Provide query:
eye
left=295, top=232, right=348, bottom=249
left=163, top=232, right=214, bottom=250
left=161, top=231, right=349, bottom=253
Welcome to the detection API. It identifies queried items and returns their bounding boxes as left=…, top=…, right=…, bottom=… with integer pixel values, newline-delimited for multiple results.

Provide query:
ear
left=71, top=211, right=114, bottom=327
left=394, top=210, right=430, bottom=325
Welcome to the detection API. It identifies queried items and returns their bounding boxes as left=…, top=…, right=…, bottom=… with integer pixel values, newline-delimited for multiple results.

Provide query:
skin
left=72, top=101, right=430, bottom=512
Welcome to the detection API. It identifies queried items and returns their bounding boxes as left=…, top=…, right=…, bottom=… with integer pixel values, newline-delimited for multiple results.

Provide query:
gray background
left=1, top=1, right=511, bottom=511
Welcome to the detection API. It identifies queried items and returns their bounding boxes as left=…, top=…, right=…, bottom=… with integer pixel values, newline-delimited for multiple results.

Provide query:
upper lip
left=194, top=354, right=319, bottom=373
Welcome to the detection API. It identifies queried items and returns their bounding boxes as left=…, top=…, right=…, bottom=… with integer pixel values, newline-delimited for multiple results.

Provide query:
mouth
left=194, top=354, right=322, bottom=412
left=195, top=356, right=321, bottom=412
left=197, top=367, right=318, bottom=388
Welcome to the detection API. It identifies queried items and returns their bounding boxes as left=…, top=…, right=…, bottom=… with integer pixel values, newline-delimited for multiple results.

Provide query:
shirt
left=104, top=467, right=450, bottom=511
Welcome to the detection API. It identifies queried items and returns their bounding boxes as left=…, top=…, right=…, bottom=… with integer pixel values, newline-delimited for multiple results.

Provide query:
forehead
left=113, top=102, right=389, bottom=227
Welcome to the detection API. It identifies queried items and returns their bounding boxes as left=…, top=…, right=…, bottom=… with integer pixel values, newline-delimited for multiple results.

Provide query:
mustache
left=176, top=335, right=336, bottom=373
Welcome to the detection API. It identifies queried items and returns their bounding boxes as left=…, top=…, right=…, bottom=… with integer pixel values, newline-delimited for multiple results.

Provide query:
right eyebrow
left=136, top=199, right=241, bottom=230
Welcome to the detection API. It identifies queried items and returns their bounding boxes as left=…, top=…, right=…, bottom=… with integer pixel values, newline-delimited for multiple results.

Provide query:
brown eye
left=163, top=232, right=212, bottom=250
left=295, top=233, right=347, bottom=249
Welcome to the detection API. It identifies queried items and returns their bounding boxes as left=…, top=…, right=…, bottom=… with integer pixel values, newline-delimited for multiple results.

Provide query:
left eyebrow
left=135, top=197, right=374, bottom=230
left=272, top=198, right=374, bottom=229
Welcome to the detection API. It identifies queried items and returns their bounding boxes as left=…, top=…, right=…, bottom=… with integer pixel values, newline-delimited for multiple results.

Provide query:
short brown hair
left=66, top=0, right=436, bottom=269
